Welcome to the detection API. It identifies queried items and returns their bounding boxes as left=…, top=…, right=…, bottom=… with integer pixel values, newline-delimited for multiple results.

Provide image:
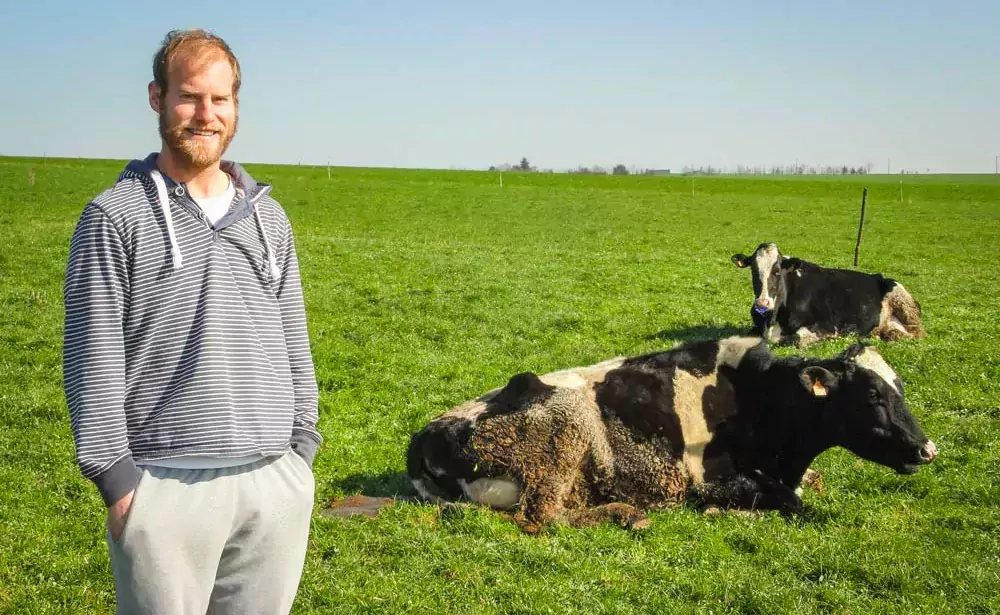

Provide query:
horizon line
left=2, top=153, right=998, bottom=177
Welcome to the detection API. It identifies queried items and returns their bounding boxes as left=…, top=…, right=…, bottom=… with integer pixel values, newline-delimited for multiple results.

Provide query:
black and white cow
left=407, top=337, right=938, bottom=532
left=731, top=242, right=925, bottom=347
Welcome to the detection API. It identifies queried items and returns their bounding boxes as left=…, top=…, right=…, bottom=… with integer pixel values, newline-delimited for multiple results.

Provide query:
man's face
left=150, top=53, right=238, bottom=171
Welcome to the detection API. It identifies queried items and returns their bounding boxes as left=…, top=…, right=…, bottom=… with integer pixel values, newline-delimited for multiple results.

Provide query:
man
left=62, top=29, right=321, bottom=614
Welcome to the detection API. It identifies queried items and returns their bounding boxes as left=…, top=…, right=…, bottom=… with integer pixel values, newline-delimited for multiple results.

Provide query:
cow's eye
left=873, top=427, right=892, bottom=438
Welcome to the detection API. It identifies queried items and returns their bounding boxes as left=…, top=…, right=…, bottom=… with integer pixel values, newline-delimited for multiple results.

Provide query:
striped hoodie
left=63, top=153, right=321, bottom=507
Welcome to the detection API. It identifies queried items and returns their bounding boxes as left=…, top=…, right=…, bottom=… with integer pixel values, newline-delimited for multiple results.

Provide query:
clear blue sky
left=2, top=0, right=998, bottom=173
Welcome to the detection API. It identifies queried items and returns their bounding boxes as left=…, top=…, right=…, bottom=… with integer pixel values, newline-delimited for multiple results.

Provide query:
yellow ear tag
left=812, top=380, right=828, bottom=397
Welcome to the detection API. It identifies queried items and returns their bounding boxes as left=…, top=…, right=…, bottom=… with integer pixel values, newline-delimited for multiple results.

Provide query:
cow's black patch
left=877, top=276, right=899, bottom=297
left=406, top=417, right=480, bottom=500
left=597, top=340, right=721, bottom=455
left=700, top=378, right=737, bottom=433
left=782, top=264, right=887, bottom=336
left=595, top=366, right=685, bottom=456
left=622, top=339, right=719, bottom=377
left=481, top=371, right=556, bottom=421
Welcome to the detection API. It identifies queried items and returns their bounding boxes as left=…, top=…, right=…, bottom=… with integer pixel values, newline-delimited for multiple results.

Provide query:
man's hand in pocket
left=107, top=490, right=135, bottom=541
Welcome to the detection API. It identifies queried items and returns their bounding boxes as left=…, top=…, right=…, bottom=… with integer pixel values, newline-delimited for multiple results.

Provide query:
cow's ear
left=837, top=342, right=868, bottom=362
left=799, top=366, right=839, bottom=398
left=732, top=253, right=749, bottom=268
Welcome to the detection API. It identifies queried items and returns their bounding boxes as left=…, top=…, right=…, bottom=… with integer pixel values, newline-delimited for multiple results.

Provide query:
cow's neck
left=732, top=357, right=837, bottom=488
left=744, top=403, right=830, bottom=487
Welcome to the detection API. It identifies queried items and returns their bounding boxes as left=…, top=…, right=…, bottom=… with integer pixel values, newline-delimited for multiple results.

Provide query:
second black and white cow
left=407, top=337, right=937, bottom=532
left=731, top=242, right=925, bottom=347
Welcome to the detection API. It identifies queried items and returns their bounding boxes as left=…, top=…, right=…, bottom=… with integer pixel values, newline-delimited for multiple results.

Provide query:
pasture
left=1, top=156, right=998, bottom=614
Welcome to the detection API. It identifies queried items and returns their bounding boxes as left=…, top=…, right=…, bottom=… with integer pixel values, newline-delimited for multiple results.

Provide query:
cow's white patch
left=877, top=283, right=922, bottom=339
left=445, top=399, right=490, bottom=425
left=538, top=357, right=625, bottom=390
left=716, top=337, right=762, bottom=369
left=459, top=477, right=521, bottom=509
left=877, top=295, right=894, bottom=335
left=672, top=369, right=738, bottom=484
left=682, top=444, right=708, bottom=484
left=852, top=347, right=899, bottom=393
left=538, top=371, right=587, bottom=389
left=766, top=325, right=781, bottom=342
left=888, top=318, right=908, bottom=334
left=754, top=244, right=781, bottom=308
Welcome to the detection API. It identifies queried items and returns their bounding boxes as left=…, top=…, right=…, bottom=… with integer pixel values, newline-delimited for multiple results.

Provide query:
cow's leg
left=692, top=472, right=803, bottom=514
left=561, top=503, right=651, bottom=530
left=512, top=475, right=576, bottom=534
left=509, top=433, right=593, bottom=533
left=766, top=324, right=782, bottom=343
left=791, top=327, right=821, bottom=348
left=878, top=323, right=908, bottom=341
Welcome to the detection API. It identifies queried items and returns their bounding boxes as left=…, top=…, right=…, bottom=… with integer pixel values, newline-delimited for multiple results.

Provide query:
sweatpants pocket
left=288, top=450, right=314, bottom=476
left=109, top=470, right=149, bottom=546
left=283, top=451, right=316, bottom=504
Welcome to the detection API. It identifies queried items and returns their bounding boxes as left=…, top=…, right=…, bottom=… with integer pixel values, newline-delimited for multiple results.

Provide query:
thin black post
left=854, top=187, right=868, bottom=267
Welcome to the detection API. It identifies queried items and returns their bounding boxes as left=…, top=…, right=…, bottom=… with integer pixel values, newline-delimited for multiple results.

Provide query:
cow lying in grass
left=406, top=337, right=937, bottom=533
left=731, top=242, right=925, bottom=347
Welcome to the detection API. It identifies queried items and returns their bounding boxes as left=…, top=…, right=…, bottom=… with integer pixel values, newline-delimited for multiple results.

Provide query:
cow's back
left=782, top=263, right=889, bottom=335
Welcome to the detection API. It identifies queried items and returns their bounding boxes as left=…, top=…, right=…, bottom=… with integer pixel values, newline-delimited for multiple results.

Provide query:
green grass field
left=1, top=156, right=998, bottom=614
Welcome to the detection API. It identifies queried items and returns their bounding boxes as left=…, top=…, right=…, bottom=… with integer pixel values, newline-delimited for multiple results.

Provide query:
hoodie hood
left=121, top=153, right=279, bottom=279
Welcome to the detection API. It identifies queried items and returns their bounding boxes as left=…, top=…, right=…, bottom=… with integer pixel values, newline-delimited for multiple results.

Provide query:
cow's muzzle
left=919, top=440, right=938, bottom=463
left=756, top=297, right=775, bottom=310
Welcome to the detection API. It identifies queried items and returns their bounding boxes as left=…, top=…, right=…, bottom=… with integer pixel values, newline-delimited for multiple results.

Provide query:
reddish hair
left=152, top=29, right=241, bottom=98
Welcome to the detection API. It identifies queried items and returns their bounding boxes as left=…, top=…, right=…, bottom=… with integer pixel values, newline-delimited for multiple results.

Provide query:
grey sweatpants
left=105, top=451, right=315, bottom=615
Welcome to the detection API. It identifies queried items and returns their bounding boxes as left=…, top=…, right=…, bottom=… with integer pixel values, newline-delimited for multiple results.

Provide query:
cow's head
left=732, top=242, right=787, bottom=322
left=799, top=343, right=938, bottom=474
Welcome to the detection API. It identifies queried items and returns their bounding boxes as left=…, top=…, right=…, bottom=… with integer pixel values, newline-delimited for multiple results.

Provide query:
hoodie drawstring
left=150, top=169, right=184, bottom=271
left=254, top=202, right=282, bottom=281
left=150, top=167, right=279, bottom=282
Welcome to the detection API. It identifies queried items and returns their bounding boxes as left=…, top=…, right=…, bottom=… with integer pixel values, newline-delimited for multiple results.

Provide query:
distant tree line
left=488, top=158, right=881, bottom=176
left=489, top=158, right=545, bottom=173
left=680, top=163, right=876, bottom=176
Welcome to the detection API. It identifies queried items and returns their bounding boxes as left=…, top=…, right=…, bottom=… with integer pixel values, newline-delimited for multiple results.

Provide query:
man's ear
left=148, top=81, right=162, bottom=114
left=799, top=366, right=839, bottom=398
left=732, top=253, right=749, bottom=268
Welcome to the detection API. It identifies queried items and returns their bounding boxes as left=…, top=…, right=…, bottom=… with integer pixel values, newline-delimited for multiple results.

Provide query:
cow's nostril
left=919, top=440, right=938, bottom=462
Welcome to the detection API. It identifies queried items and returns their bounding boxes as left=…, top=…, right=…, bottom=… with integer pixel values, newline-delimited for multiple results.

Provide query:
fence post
left=854, top=187, right=868, bottom=267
